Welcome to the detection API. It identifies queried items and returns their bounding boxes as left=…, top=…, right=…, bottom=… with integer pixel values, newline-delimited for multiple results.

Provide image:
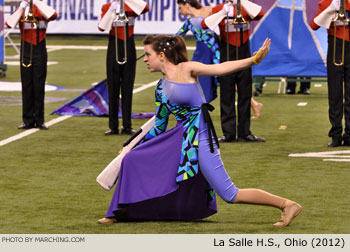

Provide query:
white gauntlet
left=222, top=2, right=234, bottom=17
left=125, top=0, right=147, bottom=15
left=34, top=0, right=56, bottom=19
left=314, top=4, right=338, bottom=28
left=110, top=0, right=121, bottom=13
left=330, top=0, right=340, bottom=11
left=98, top=8, right=116, bottom=31
left=6, top=1, right=28, bottom=28
left=241, top=0, right=262, bottom=19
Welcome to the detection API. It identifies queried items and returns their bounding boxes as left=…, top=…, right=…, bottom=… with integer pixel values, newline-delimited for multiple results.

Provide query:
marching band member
left=311, top=0, right=350, bottom=147
left=6, top=0, right=57, bottom=130
left=98, top=0, right=149, bottom=136
left=202, top=0, right=265, bottom=142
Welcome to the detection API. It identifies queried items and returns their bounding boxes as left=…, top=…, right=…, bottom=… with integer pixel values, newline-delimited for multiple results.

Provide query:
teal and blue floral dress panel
left=142, top=79, right=203, bottom=183
left=177, top=18, right=220, bottom=65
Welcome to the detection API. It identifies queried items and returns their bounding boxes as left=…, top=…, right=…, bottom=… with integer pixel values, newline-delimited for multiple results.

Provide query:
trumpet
left=226, top=0, right=247, bottom=60
left=332, top=0, right=350, bottom=66
left=114, top=0, right=129, bottom=64
left=21, top=0, right=38, bottom=68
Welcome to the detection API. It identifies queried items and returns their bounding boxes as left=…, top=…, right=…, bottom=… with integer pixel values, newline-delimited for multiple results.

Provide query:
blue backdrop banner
left=250, top=0, right=327, bottom=77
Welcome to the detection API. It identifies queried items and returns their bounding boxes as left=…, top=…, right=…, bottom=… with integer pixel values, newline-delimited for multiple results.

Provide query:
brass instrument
left=114, top=0, right=129, bottom=64
left=226, top=0, right=247, bottom=60
left=333, top=0, right=349, bottom=66
left=21, top=0, right=38, bottom=68
left=233, top=0, right=247, bottom=25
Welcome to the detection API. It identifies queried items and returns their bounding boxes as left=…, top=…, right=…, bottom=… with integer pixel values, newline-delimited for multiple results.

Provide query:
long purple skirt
left=106, top=123, right=217, bottom=220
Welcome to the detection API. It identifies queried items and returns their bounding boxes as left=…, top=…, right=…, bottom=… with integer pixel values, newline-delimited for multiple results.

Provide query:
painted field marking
left=0, top=115, right=71, bottom=147
left=314, top=84, right=323, bottom=87
left=323, top=159, right=350, bottom=162
left=0, top=82, right=61, bottom=92
left=297, top=102, right=308, bottom=106
left=289, top=150, right=350, bottom=162
left=0, top=81, right=158, bottom=147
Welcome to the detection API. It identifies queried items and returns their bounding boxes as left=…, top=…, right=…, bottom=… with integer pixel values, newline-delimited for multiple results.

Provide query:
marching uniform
left=311, top=0, right=350, bottom=146
left=99, top=1, right=149, bottom=135
left=202, top=1, right=264, bottom=142
left=6, top=1, right=57, bottom=129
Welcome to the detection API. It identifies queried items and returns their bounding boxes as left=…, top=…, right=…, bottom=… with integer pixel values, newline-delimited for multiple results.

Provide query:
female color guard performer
left=98, top=35, right=302, bottom=227
left=176, top=0, right=220, bottom=102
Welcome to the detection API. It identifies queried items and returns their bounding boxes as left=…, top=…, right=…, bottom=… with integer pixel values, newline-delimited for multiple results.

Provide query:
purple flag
left=51, top=79, right=154, bottom=119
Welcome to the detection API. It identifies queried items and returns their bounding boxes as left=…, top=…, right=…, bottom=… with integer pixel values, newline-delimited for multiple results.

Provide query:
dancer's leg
left=251, top=98, right=263, bottom=119
left=235, top=189, right=302, bottom=226
left=199, top=121, right=302, bottom=226
left=234, top=188, right=285, bottom=208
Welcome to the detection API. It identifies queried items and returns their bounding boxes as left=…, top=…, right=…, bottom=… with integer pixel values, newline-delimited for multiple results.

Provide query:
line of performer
left=5, top=0, right=350, bottom=225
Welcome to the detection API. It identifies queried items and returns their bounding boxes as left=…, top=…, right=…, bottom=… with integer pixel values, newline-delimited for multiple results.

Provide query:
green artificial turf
left=0, top=36, right=349, bottom=234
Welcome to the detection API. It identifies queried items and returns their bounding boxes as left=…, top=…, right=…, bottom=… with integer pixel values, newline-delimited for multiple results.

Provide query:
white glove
left=330, top=0, right=340, bottom=11
left=110, top=0, right=121, bottom=13
left=222, top=2, right=234, bottom=17
left=19, top=0, right=29, bottom=10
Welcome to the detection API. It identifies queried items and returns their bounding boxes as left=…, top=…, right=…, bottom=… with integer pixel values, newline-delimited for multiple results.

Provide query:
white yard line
left=323, top=159, right=350, bottom=162
left=0, top=116, right=72, bottom=147
left=0, top=81, right=158, bottom=147
left=133, top=80, right=158, bottom=93
left=297, top=102, right=308, bottom=106
left=289, top=150, right=350, bottom=162
left=0, top=128, right=40, bottom=147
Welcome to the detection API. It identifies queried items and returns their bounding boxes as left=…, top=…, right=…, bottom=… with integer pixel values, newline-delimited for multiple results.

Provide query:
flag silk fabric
left=250, top=0, right=327, bottom=77
left=51, top=79, right=154, bottom=119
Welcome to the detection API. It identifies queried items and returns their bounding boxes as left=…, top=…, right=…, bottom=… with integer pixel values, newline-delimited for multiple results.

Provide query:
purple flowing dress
left=105, top=79, right=221, bottom=220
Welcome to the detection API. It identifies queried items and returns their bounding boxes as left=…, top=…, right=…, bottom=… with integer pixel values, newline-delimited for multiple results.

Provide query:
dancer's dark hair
left=177, top=0, right=202, bottom=9
left=143, top=35, right=188, bottom=65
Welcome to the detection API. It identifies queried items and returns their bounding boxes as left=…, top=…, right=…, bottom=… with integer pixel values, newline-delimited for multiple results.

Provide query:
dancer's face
left=178, top=3, right=189, bottom=16
left=144, top=45, right=162, bottom=72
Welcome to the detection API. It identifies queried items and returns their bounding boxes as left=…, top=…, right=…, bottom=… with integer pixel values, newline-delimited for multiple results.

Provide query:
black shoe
left=253, top=88, right=263, bottom=97
left=18, top=123, right=35, bottom=130
left=343, top=138, right=350, bottom=146
left=237, top=134, right=265, bottom=142
left=286, top=89, right=295, bottom=95
left=121, top=128, right=136, bottom=135
left=328, top=140, right=342, bottom=147
left=105, top=129, right=119, bottom=135
left=297, top=89, right=310, bottom=95
left=35, top=123, right=49, bottom=130
left=218, top=136, right=236, bottom=143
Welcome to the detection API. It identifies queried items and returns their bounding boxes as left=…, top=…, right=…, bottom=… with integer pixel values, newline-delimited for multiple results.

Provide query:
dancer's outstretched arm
left=184, top=38, right=270, bottom=77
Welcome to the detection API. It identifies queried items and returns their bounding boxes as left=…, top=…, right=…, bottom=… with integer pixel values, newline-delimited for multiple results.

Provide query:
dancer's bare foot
left=273, top=200, right=302, bottom=227
left=97, top=217, right=117, bottom=224
left=252, top=102, right=263, bottom=119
